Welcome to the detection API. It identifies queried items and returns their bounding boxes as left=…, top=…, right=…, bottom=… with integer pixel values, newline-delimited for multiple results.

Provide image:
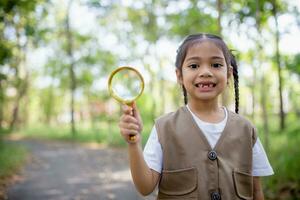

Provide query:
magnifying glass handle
left=127, top=102, right=137, bottom=142
left=129, top=133, right=136, bottom=141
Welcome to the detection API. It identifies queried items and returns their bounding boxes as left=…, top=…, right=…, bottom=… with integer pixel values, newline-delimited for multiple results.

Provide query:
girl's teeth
left=202, top=84, right=210, bottom=88
left=196, top=83, right=215, bottom=88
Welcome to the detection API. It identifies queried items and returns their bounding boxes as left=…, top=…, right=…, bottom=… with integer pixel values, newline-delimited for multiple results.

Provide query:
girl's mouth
left=195, top=83, right=216, bottom=88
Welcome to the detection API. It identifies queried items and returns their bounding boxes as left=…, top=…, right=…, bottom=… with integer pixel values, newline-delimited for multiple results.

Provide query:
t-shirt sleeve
left=252, top=137, right=274, bottom=176
left=143, top=126, right=163, bottom=174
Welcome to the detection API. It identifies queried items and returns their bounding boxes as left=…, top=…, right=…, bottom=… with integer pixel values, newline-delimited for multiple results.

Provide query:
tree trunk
left=9, top=23, right=28, bottom=131
left=144, top=46, right=157, bottom=121
left=0, top=79, right=4, bottom=129
left=250, top=53, right=256, bottom=121
left=9, top=75, right=28, bottom=130
left=260, top=75, right=269, bottom=152
left=148, top=67, right=157, bottom=120
left=256, top=0, right=269, bottom=152
left=159, top=62, right=166, bottom=115
left=252, top=70, right=256, bottom=121
left=272, top=0, right=285, bottom=130
left=66, top=0, right=76, bottom=136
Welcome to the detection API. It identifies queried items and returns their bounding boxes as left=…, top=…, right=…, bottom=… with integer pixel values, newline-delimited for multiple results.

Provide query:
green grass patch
left=0, top=141, right=28, bottom=180
left=17, top=122, right=153, bottom=147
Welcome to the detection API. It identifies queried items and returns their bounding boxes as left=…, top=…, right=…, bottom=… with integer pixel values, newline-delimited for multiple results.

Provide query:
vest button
left=211, top=191, right=221, bottom=200
left=208, top=150, right=217, bottom=161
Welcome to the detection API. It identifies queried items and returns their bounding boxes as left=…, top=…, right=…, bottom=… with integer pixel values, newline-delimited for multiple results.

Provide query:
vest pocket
left=158, top=167, right=197, bottom=199
left=233, top=170, right=253, bottom=200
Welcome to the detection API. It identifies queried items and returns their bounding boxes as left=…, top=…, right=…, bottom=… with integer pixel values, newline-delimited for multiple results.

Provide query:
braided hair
left=175, top=33, right=240, bottom=113
left=230, top=52, right=239, bottom=113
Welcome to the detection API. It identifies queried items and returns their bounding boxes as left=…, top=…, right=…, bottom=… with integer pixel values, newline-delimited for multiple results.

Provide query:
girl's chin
left=191, top=94, right=219, bottom=102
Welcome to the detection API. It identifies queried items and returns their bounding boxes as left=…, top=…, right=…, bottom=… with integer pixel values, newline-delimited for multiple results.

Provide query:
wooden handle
left=129, top=135, right=136, bottom=141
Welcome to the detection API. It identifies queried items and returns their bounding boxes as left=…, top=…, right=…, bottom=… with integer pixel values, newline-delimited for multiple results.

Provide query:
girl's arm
left=253, top=176, right=264, bottom=200
left=128, top=143, right=160, bottom=195
left=119, top=103, right=160, bottom=195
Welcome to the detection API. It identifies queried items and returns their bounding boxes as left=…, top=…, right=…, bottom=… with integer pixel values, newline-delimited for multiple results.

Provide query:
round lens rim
left=108, top=66, right=145, bottom=104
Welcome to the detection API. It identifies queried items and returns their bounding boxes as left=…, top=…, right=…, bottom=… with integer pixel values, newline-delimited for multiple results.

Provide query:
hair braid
left=231, top=52, right=239, bottom=113
left=182, top=85, right=188, bottom=105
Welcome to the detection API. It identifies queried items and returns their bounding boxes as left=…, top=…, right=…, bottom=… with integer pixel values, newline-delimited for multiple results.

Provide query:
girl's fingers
left=119, top=128, right=139, bottom=138
left=119, top=102, right=143, bottom=144
left=119, top=121, right=140, bottom=130
left=120, top=114, right=139, bottom=124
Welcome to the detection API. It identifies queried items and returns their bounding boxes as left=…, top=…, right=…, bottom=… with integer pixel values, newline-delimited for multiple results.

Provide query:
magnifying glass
left=108, top=66, right=145, bottom=141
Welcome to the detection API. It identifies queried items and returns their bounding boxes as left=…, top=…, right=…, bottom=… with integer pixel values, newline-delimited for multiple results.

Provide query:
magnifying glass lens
left=111, top=69, right=143, bottom=102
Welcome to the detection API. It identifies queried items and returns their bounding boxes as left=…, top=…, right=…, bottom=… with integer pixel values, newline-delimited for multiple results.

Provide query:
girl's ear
left=176, top=69, right=183, bottom=84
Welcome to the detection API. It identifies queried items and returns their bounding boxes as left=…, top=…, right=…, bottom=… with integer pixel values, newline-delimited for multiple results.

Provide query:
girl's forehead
left=186, top=40, right=225, bottom=58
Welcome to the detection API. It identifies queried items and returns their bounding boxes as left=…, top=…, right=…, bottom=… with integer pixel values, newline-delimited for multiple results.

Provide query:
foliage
left=286, top=53, right=300, bottom=76
left=166, top=1, right=219, bottom=37
left=0, top=0, right=49, bottom=130
left=0, top=141, right=27, bottom=180
left=0, top=0, right=47, bottom=64
left=263, top=121, right=300, bottom=199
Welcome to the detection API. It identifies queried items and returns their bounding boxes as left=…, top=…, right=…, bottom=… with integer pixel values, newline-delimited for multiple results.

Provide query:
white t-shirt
left=143, top=106, right=274, bottom=176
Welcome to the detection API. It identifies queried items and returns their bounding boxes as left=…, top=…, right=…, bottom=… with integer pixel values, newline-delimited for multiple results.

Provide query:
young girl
left=119, top=33, right=273, bottom=200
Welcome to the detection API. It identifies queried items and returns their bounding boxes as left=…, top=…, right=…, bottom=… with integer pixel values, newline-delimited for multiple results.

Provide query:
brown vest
left=155, top=106, right=257, bottom=200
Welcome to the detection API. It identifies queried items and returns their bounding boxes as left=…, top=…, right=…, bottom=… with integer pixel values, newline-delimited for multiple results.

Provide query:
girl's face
left=176, top=40, right=231, bottom=103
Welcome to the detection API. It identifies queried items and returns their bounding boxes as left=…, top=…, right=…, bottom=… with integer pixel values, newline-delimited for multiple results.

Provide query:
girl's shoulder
left=227, top=109, right=256, bottom=130
left=227, top=109, right=258, bottom=145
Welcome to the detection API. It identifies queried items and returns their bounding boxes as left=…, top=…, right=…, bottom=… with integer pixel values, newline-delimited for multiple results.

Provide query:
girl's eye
left=211, top=63, right=223, bottom=68
left=188, top=64, right=199, bottom=69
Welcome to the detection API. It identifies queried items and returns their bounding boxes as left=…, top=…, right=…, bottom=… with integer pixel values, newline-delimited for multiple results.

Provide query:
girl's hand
left=119, top=102, right=143, bottom=144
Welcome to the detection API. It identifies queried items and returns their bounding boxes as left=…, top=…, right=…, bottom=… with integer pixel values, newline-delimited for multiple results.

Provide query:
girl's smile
left=194, top=81, right=217, bottom=92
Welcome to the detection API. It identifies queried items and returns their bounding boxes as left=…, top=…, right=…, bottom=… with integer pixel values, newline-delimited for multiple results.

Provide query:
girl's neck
left=187, top=99, right=224, bottom=123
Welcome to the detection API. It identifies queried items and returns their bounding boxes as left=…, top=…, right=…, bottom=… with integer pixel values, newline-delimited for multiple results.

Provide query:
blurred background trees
left=1, top=0, right=300, bottom=197
left=0, top=0, right=299, bottom=147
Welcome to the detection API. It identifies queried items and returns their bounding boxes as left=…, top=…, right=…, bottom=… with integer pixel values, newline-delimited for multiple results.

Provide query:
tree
left=285, top=53, right=300, bottom=118
left=271, top=0, right=285, bottom=130
left=35, top=0, right=120, bottom=135
left=166, top=0, right=219, bottom=37
left=0, top=0, right=46, bottom=130
left=255, top=0, right=270, bottom=152
left=286, top=54, right=300, bottom=76
left=65, top=0, right=77, bottom=135
left=0, top=73, right=7, bottom=129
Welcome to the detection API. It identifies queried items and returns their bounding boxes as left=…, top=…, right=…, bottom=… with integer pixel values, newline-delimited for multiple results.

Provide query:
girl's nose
left=198, top=66, right=213, bottom=77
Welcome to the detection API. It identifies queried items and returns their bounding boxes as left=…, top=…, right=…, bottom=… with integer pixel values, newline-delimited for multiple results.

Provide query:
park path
left=5, top=138, right=156, bottom=200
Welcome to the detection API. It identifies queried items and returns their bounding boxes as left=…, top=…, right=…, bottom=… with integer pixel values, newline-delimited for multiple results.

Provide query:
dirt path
left=5, top=139, right=156, bottom=200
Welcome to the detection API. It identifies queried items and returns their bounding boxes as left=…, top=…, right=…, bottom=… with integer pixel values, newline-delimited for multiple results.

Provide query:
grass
left=0, top=140, right=28, bottom=198
left=11, top=121, right=153, bottom=147
left=258, top=118, right=300, bottom=199
left=0, top=142, right=27, bottom=178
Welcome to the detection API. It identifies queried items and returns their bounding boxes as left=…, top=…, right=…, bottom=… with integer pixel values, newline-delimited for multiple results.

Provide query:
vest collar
left=181, top=106, right=234, bottom=151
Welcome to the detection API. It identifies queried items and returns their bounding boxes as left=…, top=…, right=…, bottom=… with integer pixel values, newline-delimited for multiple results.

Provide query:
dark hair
left=175, top=33, right=239, bottom=113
